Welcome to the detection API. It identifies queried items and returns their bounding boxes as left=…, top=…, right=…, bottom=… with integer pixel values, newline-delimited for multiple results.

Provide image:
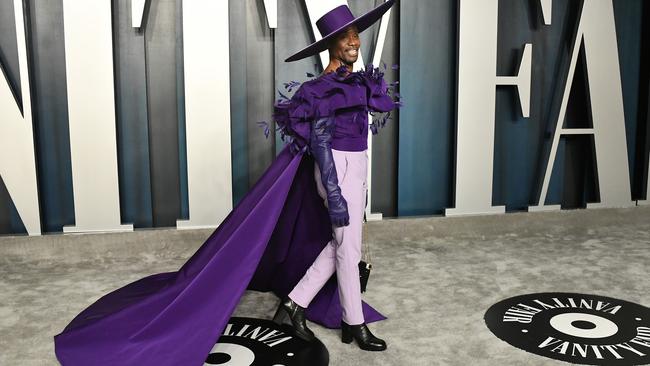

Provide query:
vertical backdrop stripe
left=632, top=0, right=650, bottom=199
left=398, top=0, right=456, bottom=216
left=176, top=0, right=189, bottom=221
left=144, top=0, right=181, bottom=227
left=530, top=0, right=581, bottom=206
left=28, top=0, right=75, bottom=232
left=229, top=0, right=250, bottom=207
left=113, top=0, right=154, bottom=228
left=273, top=0, right=320, bottom=159
left=368, top=1, right=399, bottom=217
left=613, top=0, right=644, bottom=198
left=245, top=0, right=275, bottom=187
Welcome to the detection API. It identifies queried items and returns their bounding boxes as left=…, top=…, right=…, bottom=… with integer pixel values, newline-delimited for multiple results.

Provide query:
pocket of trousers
left=314, top=157, right=348, bottom=207
left=334, top=153, right=349, bottom=187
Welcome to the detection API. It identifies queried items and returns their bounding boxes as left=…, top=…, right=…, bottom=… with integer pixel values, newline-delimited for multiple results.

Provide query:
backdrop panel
left=0, top=0, right=648, bottom=235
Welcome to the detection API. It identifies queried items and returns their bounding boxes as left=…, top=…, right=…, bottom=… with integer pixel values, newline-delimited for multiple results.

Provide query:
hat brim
left=285, top=0, right=395, bottom=63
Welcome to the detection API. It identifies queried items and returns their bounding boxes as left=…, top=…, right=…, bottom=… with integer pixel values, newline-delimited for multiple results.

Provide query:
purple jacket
left=274, top=65, right=398, bottom=152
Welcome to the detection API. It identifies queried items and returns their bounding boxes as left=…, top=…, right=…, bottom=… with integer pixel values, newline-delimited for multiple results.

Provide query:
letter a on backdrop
left=530, top=0, right=634, bottom=211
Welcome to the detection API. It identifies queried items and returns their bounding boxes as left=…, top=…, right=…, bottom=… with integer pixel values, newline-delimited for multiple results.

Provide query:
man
left=272, top=1, right=397, bottom=352
left=54, top=2, right=397, bottom=364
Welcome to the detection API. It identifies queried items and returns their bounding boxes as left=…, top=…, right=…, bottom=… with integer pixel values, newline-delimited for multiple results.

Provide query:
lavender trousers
left=289, top=148, right=368, bottom=325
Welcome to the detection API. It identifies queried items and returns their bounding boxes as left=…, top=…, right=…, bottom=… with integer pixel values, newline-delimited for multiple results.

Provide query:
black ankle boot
left=341, top=321, right=387, bottom=351
left=272, top=297, right=315, bottom=341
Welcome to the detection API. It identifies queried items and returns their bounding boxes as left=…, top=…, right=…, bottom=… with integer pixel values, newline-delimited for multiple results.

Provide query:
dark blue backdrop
left=0, top=0, right=648, bottom=235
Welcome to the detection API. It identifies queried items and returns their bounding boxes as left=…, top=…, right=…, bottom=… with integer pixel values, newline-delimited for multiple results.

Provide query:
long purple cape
left=53, top=145, right=386, bottom=366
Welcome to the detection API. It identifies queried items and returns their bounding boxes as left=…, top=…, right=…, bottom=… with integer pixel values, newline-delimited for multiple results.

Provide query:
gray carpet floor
left=1, top=206, right=649, bottom=365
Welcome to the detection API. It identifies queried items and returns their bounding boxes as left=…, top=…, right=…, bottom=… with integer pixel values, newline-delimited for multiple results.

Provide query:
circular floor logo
left=204, top=317, right=328, bottom=366
left=485, top=293, right=650, bottom=365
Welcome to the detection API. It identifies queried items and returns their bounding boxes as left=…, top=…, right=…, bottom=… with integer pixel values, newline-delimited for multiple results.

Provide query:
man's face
left=329, top=26, right=361, bottom=66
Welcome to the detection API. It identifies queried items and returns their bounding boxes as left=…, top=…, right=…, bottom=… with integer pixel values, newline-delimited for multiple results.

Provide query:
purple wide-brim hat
left=285, top=0, right=395, bottom=62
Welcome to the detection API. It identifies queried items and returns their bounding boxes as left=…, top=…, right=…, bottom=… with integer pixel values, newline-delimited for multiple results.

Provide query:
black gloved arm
left=310, top=117, right=349, bottom=227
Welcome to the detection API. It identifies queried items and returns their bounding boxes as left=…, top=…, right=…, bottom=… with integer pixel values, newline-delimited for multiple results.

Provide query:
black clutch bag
left=359, top=211, right=372, bottom=293
left=359, top=260, right=372, bottom=293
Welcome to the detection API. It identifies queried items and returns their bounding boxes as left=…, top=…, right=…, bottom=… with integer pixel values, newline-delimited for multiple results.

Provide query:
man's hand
left=329, top=198, right=350, bottom=227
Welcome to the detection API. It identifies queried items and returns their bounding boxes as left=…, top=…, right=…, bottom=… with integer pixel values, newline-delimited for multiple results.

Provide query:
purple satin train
left=53, top=145, right=386, bottom=366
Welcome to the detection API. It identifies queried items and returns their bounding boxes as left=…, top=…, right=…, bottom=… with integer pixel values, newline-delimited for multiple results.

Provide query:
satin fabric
left=53, top=145, right=386, bottom=366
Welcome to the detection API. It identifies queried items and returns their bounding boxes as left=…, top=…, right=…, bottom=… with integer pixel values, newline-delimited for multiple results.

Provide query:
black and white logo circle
left=204, top=317, right=328, bottom=366
left=485, top=293, right=650, bottom=365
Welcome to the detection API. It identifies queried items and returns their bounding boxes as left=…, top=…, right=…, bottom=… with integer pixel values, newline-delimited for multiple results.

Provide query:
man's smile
left=345, top=48, right=359, bottom=58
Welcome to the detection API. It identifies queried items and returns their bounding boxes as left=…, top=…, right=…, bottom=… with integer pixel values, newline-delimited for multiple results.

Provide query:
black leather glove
left=310, top=117, right=349, bottom=227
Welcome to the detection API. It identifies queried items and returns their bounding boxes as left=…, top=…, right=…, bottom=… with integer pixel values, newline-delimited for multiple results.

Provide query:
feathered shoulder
left=258, top=64, right=402, bottom=155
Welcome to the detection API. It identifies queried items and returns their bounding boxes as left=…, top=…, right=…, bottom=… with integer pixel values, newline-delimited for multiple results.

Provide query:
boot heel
left=340, top=321, right=387, bottom=351
left=341, top=323, right=353, bottom=344
left=272, top=306, right=287, bottom=325
left=272, top=297, right=316, bottom=341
